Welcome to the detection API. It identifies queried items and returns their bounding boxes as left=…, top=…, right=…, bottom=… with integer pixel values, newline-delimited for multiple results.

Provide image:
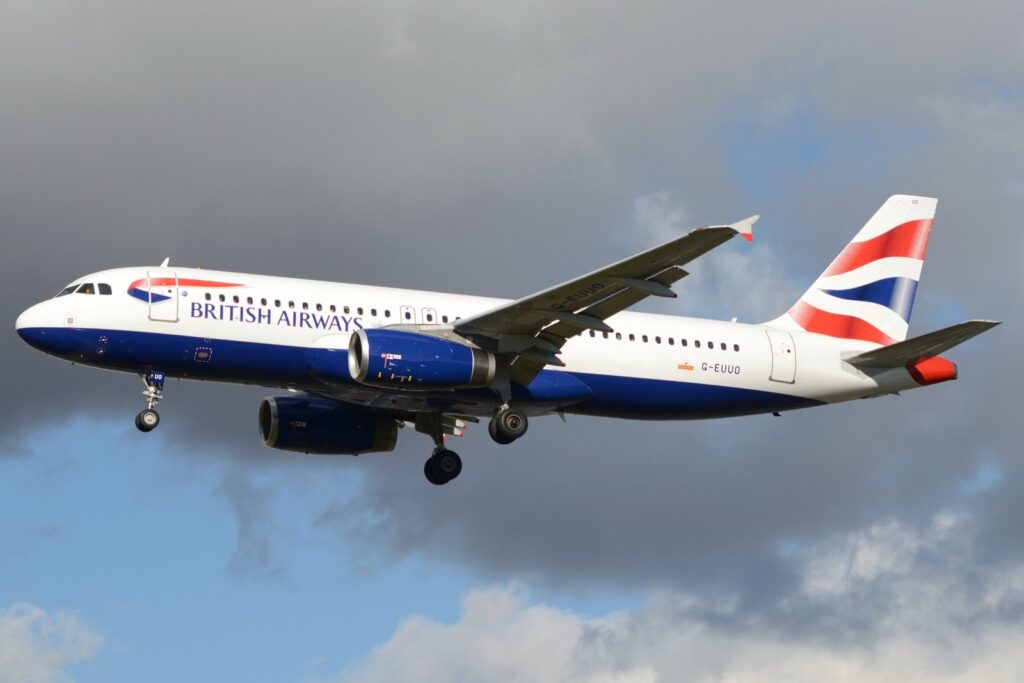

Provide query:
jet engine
left=347, top=329, right=496, bottom=390
left=258, top=396, right=398, bottom=455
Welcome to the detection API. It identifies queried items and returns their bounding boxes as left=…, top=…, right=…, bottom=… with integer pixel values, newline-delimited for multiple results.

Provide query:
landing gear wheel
left=488, top=418, right=513, bottom=445
left=135, top=408, right=160, bottom=432
left=424, top=449, right=462, bottom=485
left=489, top=407, right=528, bottom=444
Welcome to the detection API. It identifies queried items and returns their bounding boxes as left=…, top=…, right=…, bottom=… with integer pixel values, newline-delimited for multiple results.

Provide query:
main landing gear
left=135, top=370, right=165, bottom=433
left=488, top=406, right=528, bottom=445
left=424, top=446, right=463, bottom=486
left=416, top=413, right=463, bottom=486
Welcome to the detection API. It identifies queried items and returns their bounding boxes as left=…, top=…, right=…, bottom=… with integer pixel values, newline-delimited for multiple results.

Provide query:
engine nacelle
left=347, top=329, right=496, bottom=389
left=258, top=396, right=398, bottom=455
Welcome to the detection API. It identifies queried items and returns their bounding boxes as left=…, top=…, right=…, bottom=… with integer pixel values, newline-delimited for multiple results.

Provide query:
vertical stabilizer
left=768, top=195, right=937, bottom=345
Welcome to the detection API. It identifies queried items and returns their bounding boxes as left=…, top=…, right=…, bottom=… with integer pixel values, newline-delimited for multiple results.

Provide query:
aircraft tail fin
left=769, top=195, right=937, bottom=345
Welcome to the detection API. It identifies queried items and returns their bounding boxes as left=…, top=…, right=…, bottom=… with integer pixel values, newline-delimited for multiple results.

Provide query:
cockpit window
left=76, top=283, right=96, bottom=295
left=98, top=283, right=112, bottom=295
left=56, top=285, right=78, bottom=297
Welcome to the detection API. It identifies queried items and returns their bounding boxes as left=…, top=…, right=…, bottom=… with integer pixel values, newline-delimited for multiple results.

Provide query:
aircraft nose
left=16, top=303, right=41, bottom=337
left=15, top=302, right=59, bottom=350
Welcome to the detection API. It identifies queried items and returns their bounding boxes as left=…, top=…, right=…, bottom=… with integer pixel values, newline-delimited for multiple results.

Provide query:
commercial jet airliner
left=16, top=195, right=997, bottom=484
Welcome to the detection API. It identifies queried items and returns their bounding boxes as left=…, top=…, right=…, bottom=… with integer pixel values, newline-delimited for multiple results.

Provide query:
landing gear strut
left=135, top=370, right=165, bottom=433
left=489, top=406, right=528, bottom=444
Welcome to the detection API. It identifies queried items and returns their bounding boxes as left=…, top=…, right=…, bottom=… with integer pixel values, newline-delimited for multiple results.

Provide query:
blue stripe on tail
left=822, top=277, right=919, bottom=322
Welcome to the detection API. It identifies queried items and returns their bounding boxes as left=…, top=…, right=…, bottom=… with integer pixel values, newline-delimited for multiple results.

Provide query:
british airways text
left=190, top=302, right=363, bottom=331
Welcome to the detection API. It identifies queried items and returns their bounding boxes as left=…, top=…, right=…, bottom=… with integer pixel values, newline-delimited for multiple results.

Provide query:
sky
left=1, top=1, right=1022, bottom=681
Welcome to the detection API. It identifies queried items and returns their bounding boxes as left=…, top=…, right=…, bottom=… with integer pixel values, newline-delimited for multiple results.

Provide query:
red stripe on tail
left=823, top=219, right=932, bottom=276
left=788, top=301, right=897, bottom=345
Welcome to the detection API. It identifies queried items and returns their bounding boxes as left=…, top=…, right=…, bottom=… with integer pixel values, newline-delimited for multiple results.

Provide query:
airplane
left=15, top=195, right=998, bottom=485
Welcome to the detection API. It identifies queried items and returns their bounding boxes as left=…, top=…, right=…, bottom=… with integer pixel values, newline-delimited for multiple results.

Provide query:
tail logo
left=780, top=196, right=937, bottom=346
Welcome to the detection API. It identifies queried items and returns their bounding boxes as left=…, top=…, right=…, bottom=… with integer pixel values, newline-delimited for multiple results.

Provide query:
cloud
left=0, top=603, right=102, bottom=683
left=325, top=511, right=1024, bottom=683
left=214, top=471, right=287, bottom=580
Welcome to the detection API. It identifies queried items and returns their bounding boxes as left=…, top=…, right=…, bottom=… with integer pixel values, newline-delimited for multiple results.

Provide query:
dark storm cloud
left=1, top=0, right=1021, bottom=635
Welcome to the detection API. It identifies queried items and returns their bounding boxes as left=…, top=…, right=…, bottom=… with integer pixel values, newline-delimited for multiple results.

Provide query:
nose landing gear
left=135, top=370, right=165, bottom=433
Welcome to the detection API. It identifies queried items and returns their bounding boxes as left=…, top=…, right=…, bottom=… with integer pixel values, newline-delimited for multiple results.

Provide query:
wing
left=455, top=215, right=759, bottom=385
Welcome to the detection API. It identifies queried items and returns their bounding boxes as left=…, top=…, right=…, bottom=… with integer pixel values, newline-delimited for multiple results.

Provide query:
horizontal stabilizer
left=846, top=320, right=1000, bottom=368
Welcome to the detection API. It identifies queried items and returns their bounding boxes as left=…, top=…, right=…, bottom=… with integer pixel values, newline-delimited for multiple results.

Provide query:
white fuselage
left=16, top=266, right=924, bottom=420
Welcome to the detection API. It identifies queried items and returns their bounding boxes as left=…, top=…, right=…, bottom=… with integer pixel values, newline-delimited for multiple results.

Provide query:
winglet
left=730, top=215, right=759, bottom=242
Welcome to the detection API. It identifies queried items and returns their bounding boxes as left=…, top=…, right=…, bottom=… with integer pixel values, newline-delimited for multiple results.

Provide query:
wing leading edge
left=455, top=215, right=759, bottom=385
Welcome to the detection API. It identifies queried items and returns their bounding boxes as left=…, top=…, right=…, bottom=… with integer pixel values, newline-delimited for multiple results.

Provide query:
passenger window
left=219, top=294, right=225, bottom=302
left=602, top=332, right=609, bottom=339
left=385, top=310, right=391, bottom=318
left=99, top=283, right=112, bottom=295
left=329, top=304, right=335, bottom=313
left=642, top=335, right=648, bottom=343
left=668, top=338, right=674, bottom=345
left=734, top=343, right=740, bottom=352
left=233, top=295, right=240, bottom=304
left=404, top=310, right=412, bottom=320
left=615, top=332, right=622, bottom=340
left=707, top=341, right=713, bottom=348
left=261, top=298, right=267, bottom=306
left=357, top=307, right=364, bottom=315
left=247, top=296, right=253, bottom=305
left=302, top=302, right=308, bottom=310
left=442, top=315, right=449, bottom=323
left=426, top=313, right=434, bottom=322
left=695, top=340, right=701, bottom=348
left=655, top=336, right=661, bottom=344
left=371, top=308, right=377, bottom=316
left=681, top=339, right=688, bottom=347
left=629, top=333, right=635, bottom=341
left=344, top=306, right=350, bottom=314
left=721, top=342, right=727, bottom=351
left=274, top=299, right=281, bottom=307
left=288, top=301, right=295, bottom=309
left=204, top=293, right=211, bottom=301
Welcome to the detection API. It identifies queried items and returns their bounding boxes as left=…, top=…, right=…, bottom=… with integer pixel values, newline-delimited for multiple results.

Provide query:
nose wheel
left=135, top=370, right=165, bottom=433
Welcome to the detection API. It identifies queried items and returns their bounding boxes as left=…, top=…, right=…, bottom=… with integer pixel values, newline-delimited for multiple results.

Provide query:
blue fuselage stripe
left=17, top=326, right=822, bottom=419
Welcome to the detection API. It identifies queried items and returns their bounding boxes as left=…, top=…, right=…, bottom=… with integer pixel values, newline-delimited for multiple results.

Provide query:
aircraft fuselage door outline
left=147, top=270, right=179, bottom=323
left=766, top=329, right=796, bottom=383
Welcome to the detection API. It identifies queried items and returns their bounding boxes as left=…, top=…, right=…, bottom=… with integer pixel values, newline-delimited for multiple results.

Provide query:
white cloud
left=324, top=511, right=1024, bottom=683
left=0, top=603, right=101, bottom=683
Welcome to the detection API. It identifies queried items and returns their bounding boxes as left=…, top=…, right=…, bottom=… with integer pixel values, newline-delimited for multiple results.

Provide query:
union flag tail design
left=769, top=195, right=937, bottom=346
